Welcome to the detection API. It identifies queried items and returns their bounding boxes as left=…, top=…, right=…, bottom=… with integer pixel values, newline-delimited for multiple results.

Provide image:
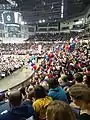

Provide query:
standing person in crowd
left=47, top=78, right=68, bottom=103
left=19, top=87, right=27, bottom=100
left=0, top=90, right=35, bottom=120
left=58, top=74, right=73, bottom=88
left=69, top=84, right=90, bottom=120
left=33, top=85, right=52, bottom=120
left=46, top=100, right=76, bottom=120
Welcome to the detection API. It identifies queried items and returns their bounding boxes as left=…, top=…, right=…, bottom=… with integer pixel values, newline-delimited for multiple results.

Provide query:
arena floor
left=0, top=60, right=41, bottom=92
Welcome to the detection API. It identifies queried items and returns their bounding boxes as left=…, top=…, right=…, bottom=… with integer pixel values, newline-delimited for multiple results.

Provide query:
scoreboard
left=0, top=3, right=22, bottom=24
left=3, top=11, right=15, bottom=23
left=0, top=11, right=22, bottom=24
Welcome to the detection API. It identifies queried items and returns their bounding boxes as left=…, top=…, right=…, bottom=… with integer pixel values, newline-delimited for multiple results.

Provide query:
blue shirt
left=0, top=101, right=10, bottom=115
left=0, top=104, right=35, bottom=120
left=48, top=87, right=68, bottom=103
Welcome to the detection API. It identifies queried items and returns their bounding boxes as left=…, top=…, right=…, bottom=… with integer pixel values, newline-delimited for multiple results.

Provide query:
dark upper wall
left=65, top=0, right=90, bottom=18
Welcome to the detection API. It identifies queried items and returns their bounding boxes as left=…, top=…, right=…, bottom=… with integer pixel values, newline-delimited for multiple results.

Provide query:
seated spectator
left=47, top=78, right=68, bottom=103
left=33, top=85, right=52, bottom=120
left=0, top=90, right=35, bottom=120
left=46, top=100, right=76, bottom=120
left=69, top=84, right=90, bottom=120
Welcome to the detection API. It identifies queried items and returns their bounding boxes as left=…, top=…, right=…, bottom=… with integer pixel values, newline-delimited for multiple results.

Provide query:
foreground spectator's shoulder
left=79, top=113, right=90, bottom=120
left=26, top=116, right=34, bottom=120
left=48, top=90, right=54, bottom=97
left=33, top=100, right=40, bottom=112
left=0, top=110, right=8, bottom=120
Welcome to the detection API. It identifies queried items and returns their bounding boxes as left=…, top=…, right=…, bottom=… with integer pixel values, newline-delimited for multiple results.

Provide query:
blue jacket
left=48, top=87, right=68, bottom=103
left=0, top=104, right=35, bottom=120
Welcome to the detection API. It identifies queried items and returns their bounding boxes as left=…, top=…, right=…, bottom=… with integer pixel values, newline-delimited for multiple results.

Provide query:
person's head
left=87, top=66, right=90, bottom=72
left=19, top=87, right=26, bottom=96
left=9, top=90, right=22, bottom=107
left=60, top=74, right=68, bottom=82
left=74, top=73, right=83, bottom=83
left=46, top=100, right=76, bottom=120
left=27, top=85, right=34, bottom=100
left=40, top=81, right=49, bottom=91
left=28, top=85, right=34, bottom=92
left=34, top=85, right=47, bottom=100
left=19, top=87, right=26, bottom=100
left=69, top=84, right=90, bottom=110
left=83, top=75, right=87, bottom=83
left=47, top=78, right=59, bottom=89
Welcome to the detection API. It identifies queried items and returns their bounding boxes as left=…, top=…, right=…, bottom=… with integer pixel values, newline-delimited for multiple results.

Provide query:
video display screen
left=3, top=12, right=15, bottom=24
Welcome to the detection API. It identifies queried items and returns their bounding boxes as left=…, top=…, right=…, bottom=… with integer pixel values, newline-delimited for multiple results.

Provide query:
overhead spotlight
left=39, top=20, right=42, bottom=23
left=51, top=5, right=54, bottom=9
left=43, top=2, right=46, bottom=5
left=49, top=16, right=51, bottom=19
left=42, top=19, right=45, bottom=23
left=42, top=1, right=46, bottom=5
left=24, top=22, right=27, bottom=25
left=82, top=18, right=84, bottom=21
left=15, top=3, right=18, bottom=7
left=61, top=14, right=63, bottom=18
left=21, top=21, right=25, bottom=25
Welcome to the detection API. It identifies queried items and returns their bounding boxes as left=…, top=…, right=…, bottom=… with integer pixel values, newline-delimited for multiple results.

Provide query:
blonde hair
left=46, top=100, right=76, bottom=120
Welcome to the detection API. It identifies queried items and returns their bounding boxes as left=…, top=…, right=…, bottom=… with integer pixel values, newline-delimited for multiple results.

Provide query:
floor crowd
left=0, top=40, right=90, bottom=120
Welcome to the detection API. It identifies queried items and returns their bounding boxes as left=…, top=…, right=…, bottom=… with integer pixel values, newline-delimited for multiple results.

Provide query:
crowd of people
left=0, top=42, right=56, bottom=79
left=28, top=33, right=73, bottom=41
left=0, top=43, right=38, bottom=55
left=0, top=55, right=24, bottom=79
left=0, top=38, right=89, bottom=120
left=0, top=42, right=56, bottom=55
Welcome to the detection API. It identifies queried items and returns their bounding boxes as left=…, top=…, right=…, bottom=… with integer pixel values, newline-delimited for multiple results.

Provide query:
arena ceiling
left=0, top=0, right=90, bottom=24
left=12, top=0, right=90, bottom=10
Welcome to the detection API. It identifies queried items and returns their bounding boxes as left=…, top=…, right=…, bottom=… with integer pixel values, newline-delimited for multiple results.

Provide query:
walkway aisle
left=0, top=60, right=42, bottom=92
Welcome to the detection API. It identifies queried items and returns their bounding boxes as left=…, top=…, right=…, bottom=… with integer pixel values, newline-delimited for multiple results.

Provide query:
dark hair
left=69, top=84, right=90, bottom=103
left=34, top=85, right=47, bottom=99
left=46, top=100, right=76, bottom=120
left=74, top=73, right=83, bottom=83
left=47, top=78, right=59, bottom=89
left=61, top=74, right=68, bottom=82
left=9, top=90, right=22, bottom=107
left=19, top=87, right=26, bottom=96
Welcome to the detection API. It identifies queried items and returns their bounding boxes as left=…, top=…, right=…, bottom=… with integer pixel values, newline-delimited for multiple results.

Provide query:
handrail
left=1, top=58, right=42, bottom=93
